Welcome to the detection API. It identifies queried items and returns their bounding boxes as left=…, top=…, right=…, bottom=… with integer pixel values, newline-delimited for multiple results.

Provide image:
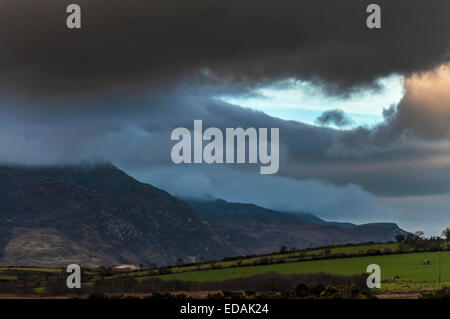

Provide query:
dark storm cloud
left=315, top=109, right=353, bottom=127
left=0, top=0, right=449, bottom=98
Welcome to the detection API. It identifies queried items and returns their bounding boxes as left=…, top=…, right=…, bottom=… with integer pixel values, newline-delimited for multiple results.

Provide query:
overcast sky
left=1, top=0, right=450, bottom=235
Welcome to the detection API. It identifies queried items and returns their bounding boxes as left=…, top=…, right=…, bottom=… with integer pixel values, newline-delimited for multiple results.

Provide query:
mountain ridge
left=185, top=198, right=393, bottom=229
left=0, top=163, right=409, bottom=267
left=185, top=197, right=409, bottom=254
left=0, top=163, right=246, bottom=266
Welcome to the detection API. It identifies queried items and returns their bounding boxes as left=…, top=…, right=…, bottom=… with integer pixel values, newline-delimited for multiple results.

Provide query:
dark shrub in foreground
left=421, top=287, right=450, bottom=299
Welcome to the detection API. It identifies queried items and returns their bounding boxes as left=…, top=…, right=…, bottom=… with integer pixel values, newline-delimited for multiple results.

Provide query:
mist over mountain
left=0, top=163, right=247, bottom=267
left=0, top=163, right=408, bottom=267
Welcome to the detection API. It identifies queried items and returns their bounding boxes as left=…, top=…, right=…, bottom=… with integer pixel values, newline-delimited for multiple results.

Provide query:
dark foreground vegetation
left=86, top=275, right=375, bottom=300
left=421, top=287, right=450, bottom=299
left=90, top=272, right=369, bottom=295
left=0, top=268, right=372, bottom=299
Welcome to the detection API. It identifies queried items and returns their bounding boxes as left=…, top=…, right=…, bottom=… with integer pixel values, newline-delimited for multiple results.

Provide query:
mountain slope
left=186, top=198, right=409, bottom=254
left=0, top=164, right=409, bottom=267
left=0, top=164, right=245, bottom=267
left=186, top=198, right=318, bottom=222
left=186, top=198, right=354, bottom=226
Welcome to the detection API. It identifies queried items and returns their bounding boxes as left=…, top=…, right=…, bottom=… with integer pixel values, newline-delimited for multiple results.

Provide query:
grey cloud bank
left=1, top=76, right=449, bottom=234
left=2, top=70, right=450, bottom=197
left=0, top=1, right=450, bottom=235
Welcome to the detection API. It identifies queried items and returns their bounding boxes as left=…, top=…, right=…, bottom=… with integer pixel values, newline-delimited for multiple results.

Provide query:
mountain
left=0, top=164, right=245, bottom=267
left=0, top=164, right=409, bottom=267
left=186, top=198, right=355, bottom=227
left=186, top=198, right=410, bottom=254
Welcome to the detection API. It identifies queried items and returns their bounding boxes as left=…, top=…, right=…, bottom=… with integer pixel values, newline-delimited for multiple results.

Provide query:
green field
left=112, top=242, right=402, bottom=277
left=92, top=242, right=450, bottom=292
left=1, top=242, right=449, bottom=294
left=86, top=242, right=401, bottom=281
left=147, top=250, right=449, bottom=291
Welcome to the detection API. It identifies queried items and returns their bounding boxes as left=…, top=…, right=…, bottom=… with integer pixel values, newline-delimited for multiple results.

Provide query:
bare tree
left=414, top=230, right=425, bottom=239
left=442, top=228, right=450, bottom=241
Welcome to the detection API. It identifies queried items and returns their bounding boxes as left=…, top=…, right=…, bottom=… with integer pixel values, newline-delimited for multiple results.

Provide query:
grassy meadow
left=1, top=241, right=450, bottom=295
left=153, top=251, right=448, bottom=290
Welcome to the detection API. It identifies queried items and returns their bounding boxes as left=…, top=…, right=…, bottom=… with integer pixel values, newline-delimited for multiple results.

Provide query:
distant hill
left=186, top=198, right=355, bottom=227
left=185, top=198, right=410, bottom=254
left=0, top=163, right=409, bottom=267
